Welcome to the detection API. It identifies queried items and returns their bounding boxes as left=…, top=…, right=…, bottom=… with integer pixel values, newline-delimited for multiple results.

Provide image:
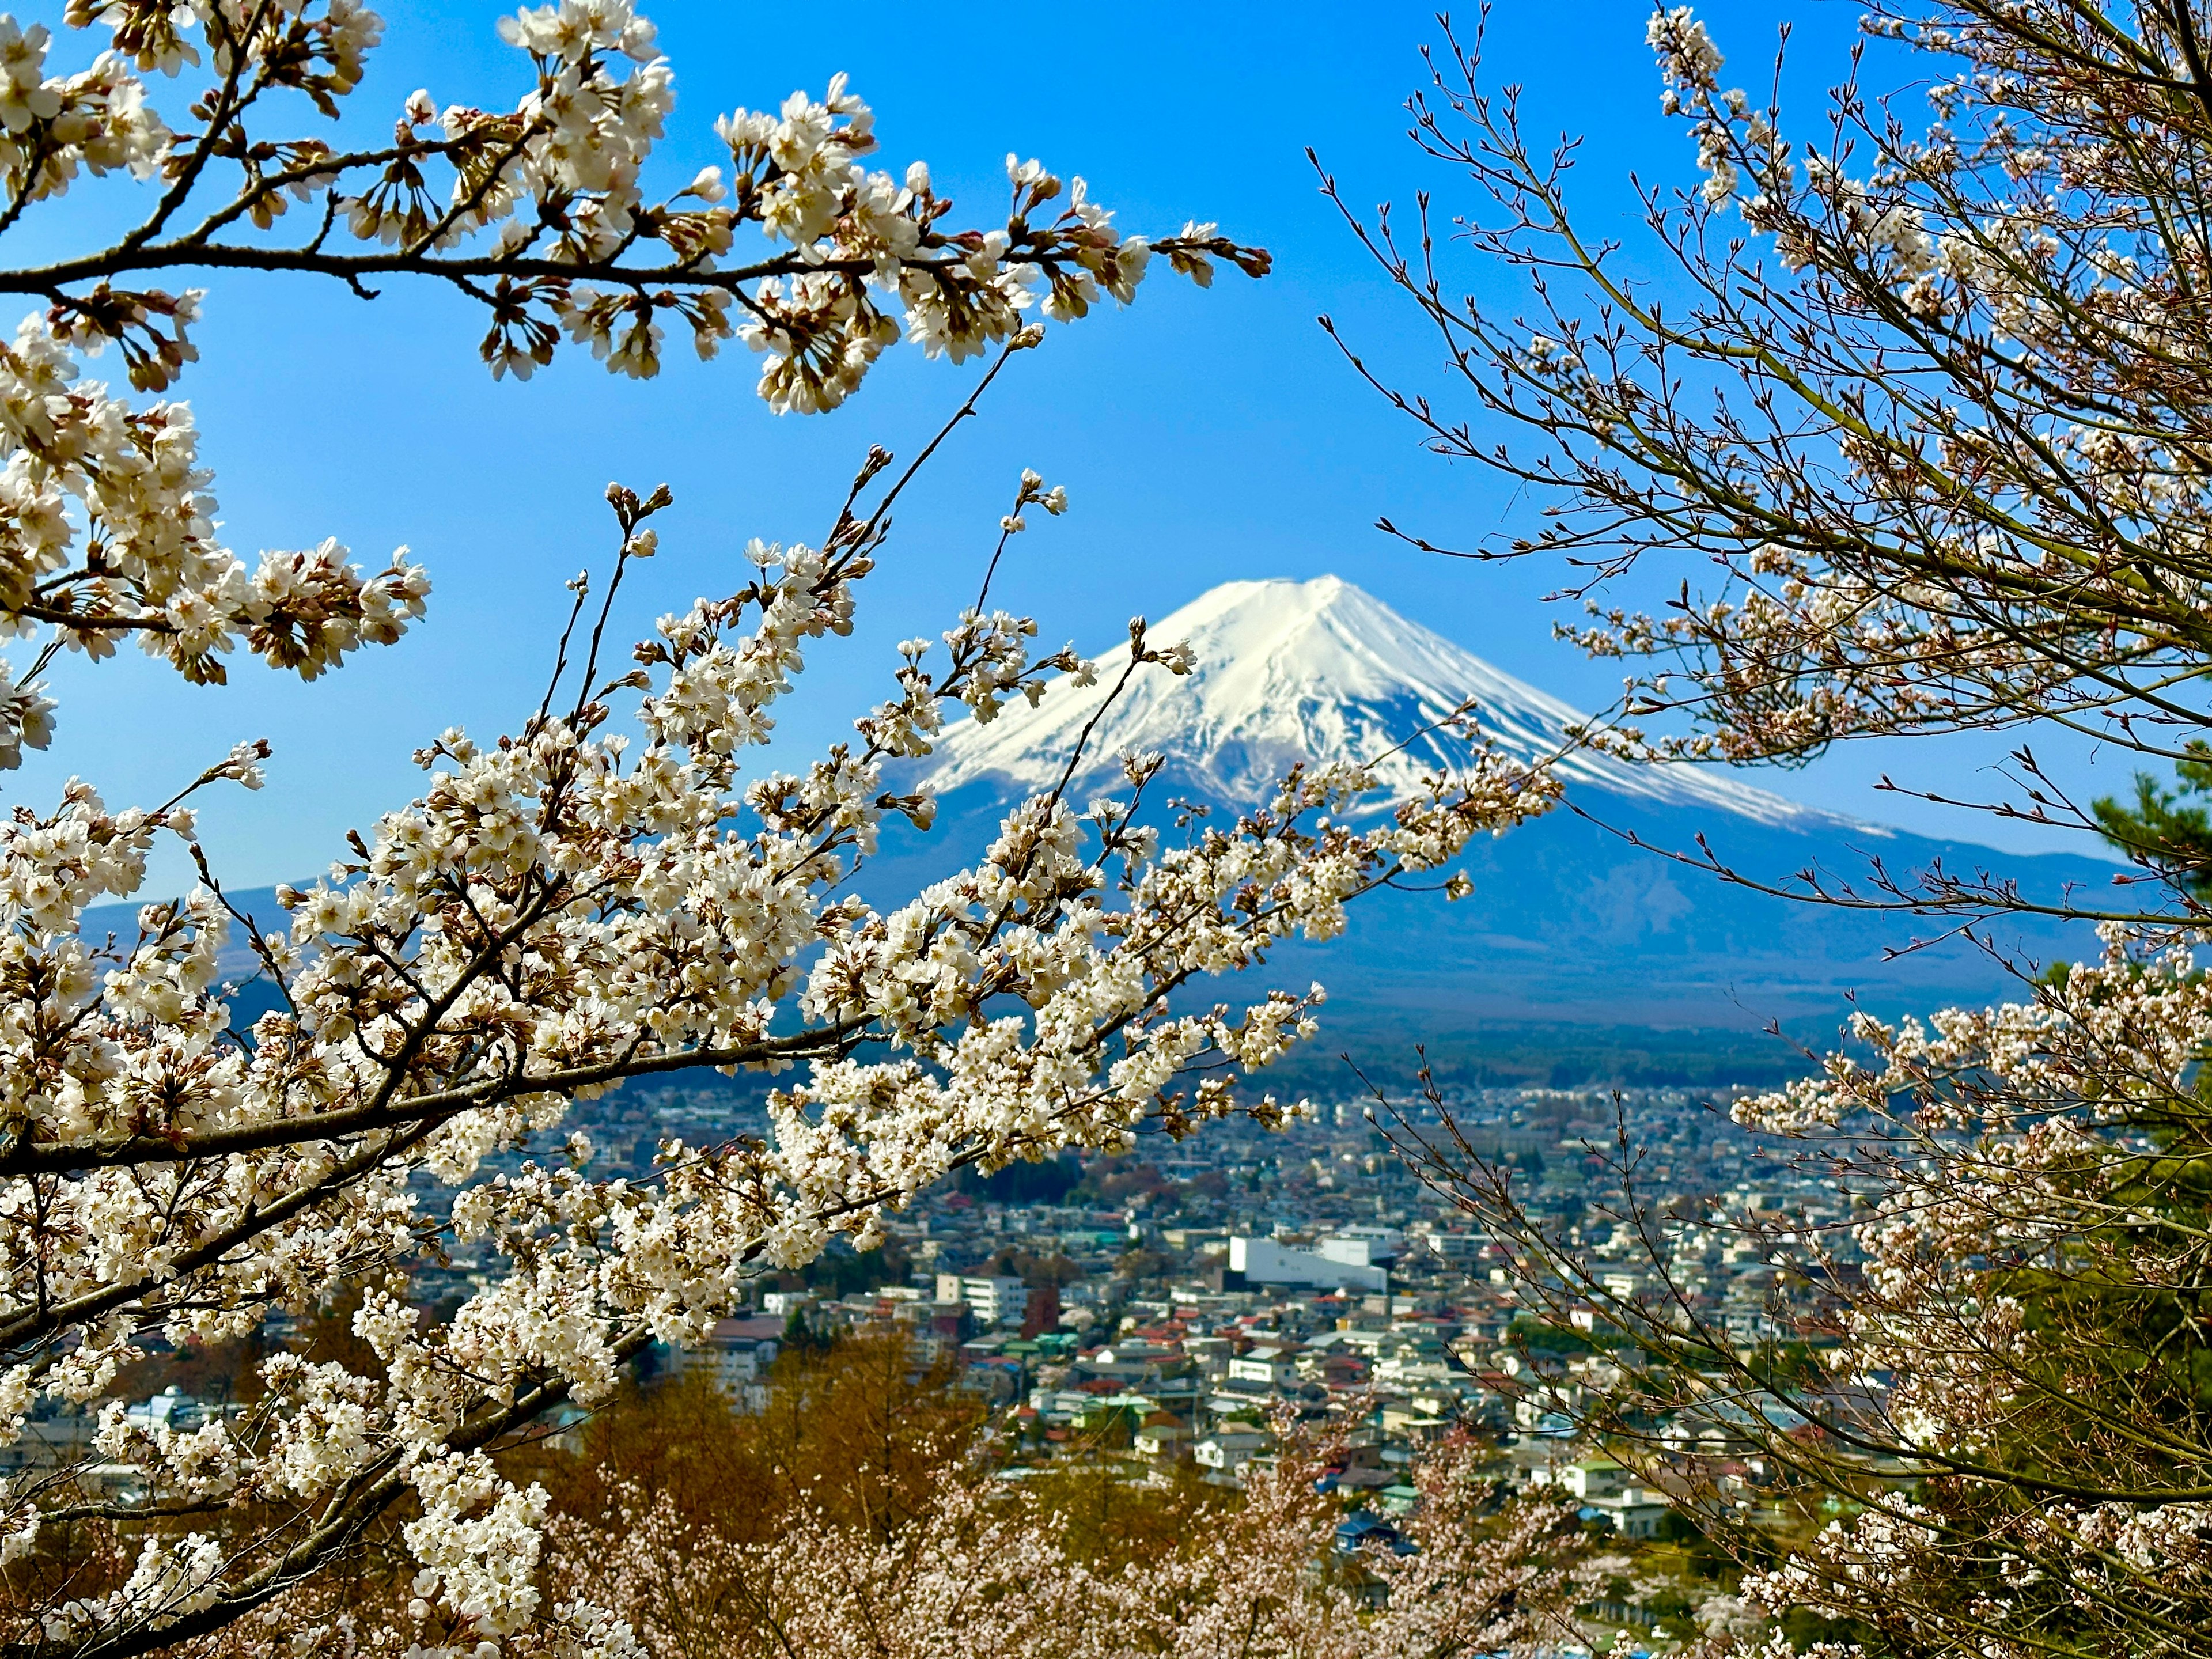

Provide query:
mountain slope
left=884, top=576, right=2113, bottom=1035
left=82, top=578, right=2115, bottom=1054
left=929, top=575, right=1874, bottom=831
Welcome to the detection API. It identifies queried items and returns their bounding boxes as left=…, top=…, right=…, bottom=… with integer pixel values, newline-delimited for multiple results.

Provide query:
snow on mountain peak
left=921, top=575, right=1850, bottom=828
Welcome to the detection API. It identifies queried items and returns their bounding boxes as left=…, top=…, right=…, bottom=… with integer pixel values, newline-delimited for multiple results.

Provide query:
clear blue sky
left=14, top=0, right=2125, bottom=891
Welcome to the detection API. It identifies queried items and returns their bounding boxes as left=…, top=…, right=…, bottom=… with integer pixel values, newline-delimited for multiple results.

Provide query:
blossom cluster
left=0, top=448, right=1551, bottom=1657
left=528, top=1429, right=1609, bottom=1659
left=0, top=308, right=431, bottom=755
left=0, top=15, right=167, bottom=206
left=0, top=0, right=1266, bottom=764
left=1344, top=3, right=2212, bottom=811
left=320, top=0, right=1263, bottom=406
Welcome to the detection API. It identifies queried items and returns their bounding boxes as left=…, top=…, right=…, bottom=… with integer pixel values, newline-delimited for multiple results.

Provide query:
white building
left=1225, top=1344, right=1301, bottom=1389
left=1584, top=1484, right=1673, bottom=1539
left=1228, top=1236, right=1387, bottom=1293
left=1556, top=1458, right=1627, bottom=1499
left=1134, top=1422, right=1194, bottom=1460
left=1513, top=1380, right=1585, bottom=1429
left=671, top=1313, right=782, bottom=1411
left=126, top=1387, right=211, bottom=1433
left=1194, top=1430, right=1272, bottom=1472
left=937, top=1273, right=1032, bottom=1328
left=1319, top=1226, right=1404, bottom=1270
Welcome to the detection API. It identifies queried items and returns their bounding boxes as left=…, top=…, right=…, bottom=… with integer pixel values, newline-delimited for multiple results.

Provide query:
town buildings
left=98, top=1078, right=1864, bottom=1586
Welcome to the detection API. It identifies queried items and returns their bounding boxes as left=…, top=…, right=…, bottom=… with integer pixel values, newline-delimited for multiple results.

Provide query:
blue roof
left=1333, top=1512, right=1417, bottom=1556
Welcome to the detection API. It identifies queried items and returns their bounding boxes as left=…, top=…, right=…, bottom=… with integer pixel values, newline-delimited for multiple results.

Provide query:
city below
left=590, top=1080, right=1847, bottom=1547
left=0, top=1074, right=1912, bottom=1647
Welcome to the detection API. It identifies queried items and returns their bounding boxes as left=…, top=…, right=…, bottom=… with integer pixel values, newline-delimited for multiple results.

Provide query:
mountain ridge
left=81, top=577, right=2115, bottom=1052
left=925, top=574, right=1887, bottom=835
left=893, top=575, right=2109, bottom=1035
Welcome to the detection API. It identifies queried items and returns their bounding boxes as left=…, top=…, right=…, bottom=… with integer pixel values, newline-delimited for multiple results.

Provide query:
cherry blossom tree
left=155, top=1353, right=1624, bottom=1659
left=1335, top=3, right=2212, bottom=1656
left=524, top=1428, right=1609, bottom=1659
left=0, top=4, right=1563, bottom=1656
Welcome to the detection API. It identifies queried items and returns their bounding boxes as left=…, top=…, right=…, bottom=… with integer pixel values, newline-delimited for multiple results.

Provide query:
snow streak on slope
left=923, top=576, right=1865, bottom=830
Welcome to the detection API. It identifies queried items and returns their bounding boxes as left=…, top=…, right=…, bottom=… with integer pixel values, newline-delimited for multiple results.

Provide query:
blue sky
left=14, top=0, right=2128, bottom=891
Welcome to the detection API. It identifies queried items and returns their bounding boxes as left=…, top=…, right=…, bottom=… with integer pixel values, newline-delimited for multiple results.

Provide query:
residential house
left=1194, top=1430, right=1272, bottom=1473
left=1226, top=1344, right=1300, bottom=1389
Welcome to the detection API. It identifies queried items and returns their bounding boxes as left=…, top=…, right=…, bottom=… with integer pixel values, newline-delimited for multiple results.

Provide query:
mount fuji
left=869, top=575, right=2111, bottom=1051
left=927, top=575, right=1857, bottom=829
left=104, top=577, right=2113, bottom=1081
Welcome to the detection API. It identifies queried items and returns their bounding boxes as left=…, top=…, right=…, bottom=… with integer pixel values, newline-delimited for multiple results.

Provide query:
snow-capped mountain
left=126, top=577, right=2109, bottom=1073
left=885, top=575, right=2107, bottom=1043
left=925, top=575, right=1869, bottom=831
